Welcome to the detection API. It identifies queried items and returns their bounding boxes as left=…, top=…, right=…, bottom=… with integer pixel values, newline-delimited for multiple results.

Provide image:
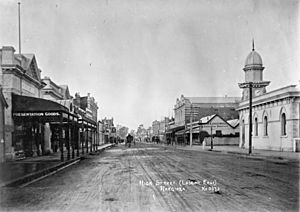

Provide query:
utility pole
left=249, top=82, right=253, bottom=154
left=18, top=2, right=23, bottom=95
left=18, top=2, right=21, bottom=55
left=210, top=125, right=213, bottom=150
left=189, top=104, right=193, bottom=147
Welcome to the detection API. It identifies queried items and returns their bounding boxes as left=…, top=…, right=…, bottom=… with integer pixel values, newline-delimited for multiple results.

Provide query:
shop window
left=281, top=113, right=286, bottom=136
left=263, top=116, right=268, bottom=136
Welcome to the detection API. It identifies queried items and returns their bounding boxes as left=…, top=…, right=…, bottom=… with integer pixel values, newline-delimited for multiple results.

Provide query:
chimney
left=1, top=46, right=15, bottom=65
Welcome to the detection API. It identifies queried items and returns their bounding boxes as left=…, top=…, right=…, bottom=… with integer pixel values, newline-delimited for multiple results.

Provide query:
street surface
left=0, top=143, right=299, bottom=212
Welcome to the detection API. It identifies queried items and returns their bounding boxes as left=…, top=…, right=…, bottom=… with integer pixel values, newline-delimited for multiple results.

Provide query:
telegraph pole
left=189, top=105, right=193, bottom=147
left=17, top=2, right=23, bottom=95
left=210, top=125, right=213, bottom=150
left=248, top=82, right=253, bottom=154
left=18, top=2, right=21, bottom=55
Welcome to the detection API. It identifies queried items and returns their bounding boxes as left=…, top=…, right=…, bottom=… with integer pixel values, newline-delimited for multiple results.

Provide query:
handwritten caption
left=139, top=179, right=220, bottom=193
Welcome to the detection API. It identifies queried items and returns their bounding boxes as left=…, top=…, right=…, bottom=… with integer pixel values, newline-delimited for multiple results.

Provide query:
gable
left=207, top=114, right=233, bottom=128
left=23, top=55, right=41, bottom=82
left=210, top=116, right=227, bottom=125
left=65, top=87, right=71, bottom=99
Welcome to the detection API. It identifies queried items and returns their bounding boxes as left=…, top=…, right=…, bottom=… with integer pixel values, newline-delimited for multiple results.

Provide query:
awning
left=167, top=125, right=185, bottom=134
left=78, top=116, right=97, bottom=128
left=175, top=129, right=186, bottom=135
left=12, top=94, right=76, bottom=122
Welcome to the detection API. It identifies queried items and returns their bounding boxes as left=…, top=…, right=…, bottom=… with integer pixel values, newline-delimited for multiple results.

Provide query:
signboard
left=13, top=112, right=60, bottom=117
left=202, top=123, right=228, bottom=128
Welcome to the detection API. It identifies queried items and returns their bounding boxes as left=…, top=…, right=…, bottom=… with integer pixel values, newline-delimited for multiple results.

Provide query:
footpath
left=0, top=143, right=114, bottom=188
left=163, top=144, right=300, bottom=162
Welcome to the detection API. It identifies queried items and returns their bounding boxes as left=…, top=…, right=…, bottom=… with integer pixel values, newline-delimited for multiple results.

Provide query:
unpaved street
left=1, top=143, right=299, bottom=212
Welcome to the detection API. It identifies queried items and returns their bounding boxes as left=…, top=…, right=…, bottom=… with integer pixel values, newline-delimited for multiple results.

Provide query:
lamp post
left=238, top=81, right=270, bottom=154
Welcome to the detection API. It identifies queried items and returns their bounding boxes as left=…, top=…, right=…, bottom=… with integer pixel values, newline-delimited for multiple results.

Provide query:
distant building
left=41, top=76, right=65, bottom=100
left=198, top=114, right=239, bottom=146
left=73, top=92, right=99, bottom=150
left=237, top=44, right=300, bottom=151
left=152, top=120, right=160, bottom=137
left=174, top=95, right=240, bottom=127
left=146, top=126, right=153, bottom=139
left=74, top=92, right=98, bottom=123
left=172, top=94, right=240, bottom=145
left=102, top=118, right=115, bottom=143
left=41, top=77, right=76, bottom=154
left=97, top=120, right=104, bottom=145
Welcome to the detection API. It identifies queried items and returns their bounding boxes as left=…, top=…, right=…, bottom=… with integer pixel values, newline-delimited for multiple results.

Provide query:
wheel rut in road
left=1, top=143, right=298, bottom=212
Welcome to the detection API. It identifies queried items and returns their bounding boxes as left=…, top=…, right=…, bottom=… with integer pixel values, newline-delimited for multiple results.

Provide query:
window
left=216, top=130, right=222, bottom=136
left=281, top=113, right=286, bottom=136
left=263, top=116, right=268, bottom=136
left=254, top=117, right=258, bottom=136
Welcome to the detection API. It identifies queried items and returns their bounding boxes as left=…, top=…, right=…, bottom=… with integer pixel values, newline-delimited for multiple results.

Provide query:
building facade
left=172, top=94, right=240, bottom=144
left=0, top=46, right=46, bottom=159
left=174, top=95, right=240, bottom=127
left=102, top=118, right=115, bottom=143
left=74, top=93, right=98, bottom=123
left=237, top=44, right=300, bottom=151
left=0, top=86, right=8, bottom=162
left=41, top=76, right=65, bottom=100
left=0, top=46, right=100, bottom=161
left=152, top=120, right=160, bottom=137
left=199, top=114, right=239, bottom=146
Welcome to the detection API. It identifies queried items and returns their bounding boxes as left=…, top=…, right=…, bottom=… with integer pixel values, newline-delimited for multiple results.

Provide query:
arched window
left=263, top=115, right=268, bottom=136
left=281, top=113, right=286, bottom=136
left=254, top=117, right=258, bottom=136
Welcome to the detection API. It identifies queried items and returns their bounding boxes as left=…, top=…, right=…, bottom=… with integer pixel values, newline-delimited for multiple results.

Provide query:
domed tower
left=241, top=41, right=270, bottom=100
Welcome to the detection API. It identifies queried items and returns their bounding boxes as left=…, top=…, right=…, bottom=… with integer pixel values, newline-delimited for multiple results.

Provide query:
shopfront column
left=66, top=116, right=70, bottom=160
left=86, top=126, right=89, bottom=153
left=81, top=123, right=84, bottom=154
left=94, top=129, right=96, bottom=151
left=90, top=128, right=93, bottom=152
left=77, top=125, right=80, bottom=157
left=71, top=121, right=75, bottom=159
left=93, top=129, right=96, bottom=151
left=59, top=116, right=64, bottom=162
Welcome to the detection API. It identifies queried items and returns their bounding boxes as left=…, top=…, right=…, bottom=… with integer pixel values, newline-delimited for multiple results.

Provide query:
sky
left=0, top=0, right=299, bottom=130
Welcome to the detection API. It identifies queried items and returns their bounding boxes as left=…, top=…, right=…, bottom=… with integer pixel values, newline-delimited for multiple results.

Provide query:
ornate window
left=254, top=117, right=258, bottom=136
left=281, top=113, right=286, bottom=136
left=263, top=115, right=268, bottom=136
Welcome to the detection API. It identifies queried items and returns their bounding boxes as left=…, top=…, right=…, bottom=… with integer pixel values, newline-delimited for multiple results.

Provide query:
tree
left=136, top=124, right=147, bottom=139
left=117, top=126, right=129, bottom=139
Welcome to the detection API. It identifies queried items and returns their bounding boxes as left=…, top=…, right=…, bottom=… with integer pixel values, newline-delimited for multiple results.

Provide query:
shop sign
left=13, top=112, right=60, bottom=117
left=203, top=123, right=228, bottom=128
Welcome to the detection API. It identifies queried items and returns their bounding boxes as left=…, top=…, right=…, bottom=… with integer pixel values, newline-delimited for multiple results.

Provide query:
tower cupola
left=240, top=41, right=270, bottom=100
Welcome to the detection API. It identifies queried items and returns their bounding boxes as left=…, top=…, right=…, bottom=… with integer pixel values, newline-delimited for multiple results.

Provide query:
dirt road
left=0, top=143, right=299, bottom=211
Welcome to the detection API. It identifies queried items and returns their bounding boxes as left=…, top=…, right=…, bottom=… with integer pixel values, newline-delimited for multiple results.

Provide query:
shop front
left=78, top=116, right=98, bottom=154
left=12, top=94, right=79, bottom=161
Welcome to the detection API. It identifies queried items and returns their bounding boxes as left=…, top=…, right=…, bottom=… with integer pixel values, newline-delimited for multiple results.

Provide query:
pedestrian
left=126, top=134, right=132, bottom=148
left=202, top=137, right=206, bottom=150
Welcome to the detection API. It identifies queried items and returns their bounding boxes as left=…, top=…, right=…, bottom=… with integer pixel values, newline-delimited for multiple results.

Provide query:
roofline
left=237, top=85, right=300, bottom=110
left=199, top=114, right=237, bottom=129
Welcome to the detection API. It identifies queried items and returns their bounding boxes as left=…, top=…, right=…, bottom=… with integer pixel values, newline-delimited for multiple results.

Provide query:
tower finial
left=252, top=39, right=255, bottom=51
